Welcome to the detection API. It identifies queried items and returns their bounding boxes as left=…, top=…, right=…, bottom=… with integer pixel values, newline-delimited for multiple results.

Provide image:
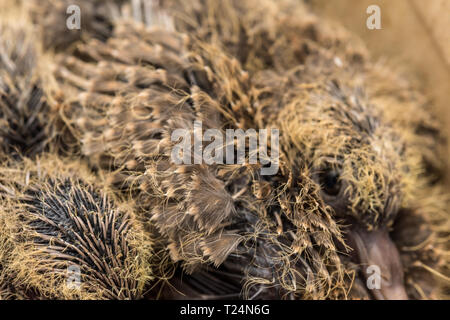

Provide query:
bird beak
left=347, top=226, right=408, bottom=300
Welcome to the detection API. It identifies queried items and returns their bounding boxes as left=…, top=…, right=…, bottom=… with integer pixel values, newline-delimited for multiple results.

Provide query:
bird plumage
left=0, top=20, right=50, bottom=158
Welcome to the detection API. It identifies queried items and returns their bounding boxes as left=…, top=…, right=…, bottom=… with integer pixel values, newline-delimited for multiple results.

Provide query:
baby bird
left=0, top=155, right=154, bottom=299
left=39, top=0, right=448, bottom=299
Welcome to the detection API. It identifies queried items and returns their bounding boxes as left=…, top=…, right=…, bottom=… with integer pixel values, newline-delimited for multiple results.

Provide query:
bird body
left=0, top=155, right=154, bottom=299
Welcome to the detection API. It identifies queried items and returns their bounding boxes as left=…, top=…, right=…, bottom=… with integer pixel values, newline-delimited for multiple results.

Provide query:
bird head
left=270, top=64, right=446, bottom=299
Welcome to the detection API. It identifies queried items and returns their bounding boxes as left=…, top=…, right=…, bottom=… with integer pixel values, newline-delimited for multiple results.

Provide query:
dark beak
left=347, top=226, right=408, bottom=300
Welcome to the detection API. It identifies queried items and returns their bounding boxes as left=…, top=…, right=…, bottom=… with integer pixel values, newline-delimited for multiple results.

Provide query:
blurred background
left=309, top=0, right=450, bottom=185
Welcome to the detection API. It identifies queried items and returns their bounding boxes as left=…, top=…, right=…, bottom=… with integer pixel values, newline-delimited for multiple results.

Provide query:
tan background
left=310, top=0, right=450, bottom=184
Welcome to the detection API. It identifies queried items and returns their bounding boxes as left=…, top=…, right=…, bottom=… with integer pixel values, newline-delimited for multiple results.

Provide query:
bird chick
left=0, top=155, right=154, bottom=299
left=45, top=0, right=448, bottom=299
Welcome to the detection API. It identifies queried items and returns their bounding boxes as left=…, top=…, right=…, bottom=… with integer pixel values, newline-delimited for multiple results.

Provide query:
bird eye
left=320, top=170, right=341, bottom=196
